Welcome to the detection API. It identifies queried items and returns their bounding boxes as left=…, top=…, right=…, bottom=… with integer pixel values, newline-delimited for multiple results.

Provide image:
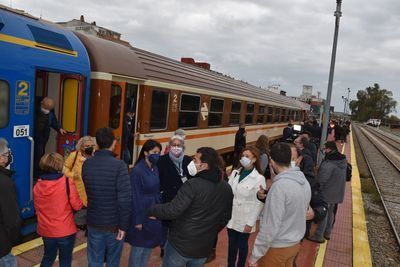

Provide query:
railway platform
left=11, top=134, right=372, bottom=267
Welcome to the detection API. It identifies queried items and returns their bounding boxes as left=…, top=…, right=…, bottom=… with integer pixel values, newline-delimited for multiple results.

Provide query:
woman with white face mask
left=226, top=147, right=266, bottom=267
left=157, top=135, right=193, bottom=255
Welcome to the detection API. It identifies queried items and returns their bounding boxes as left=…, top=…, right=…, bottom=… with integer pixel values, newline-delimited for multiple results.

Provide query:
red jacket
left=34, top=173, right=82, bottom=238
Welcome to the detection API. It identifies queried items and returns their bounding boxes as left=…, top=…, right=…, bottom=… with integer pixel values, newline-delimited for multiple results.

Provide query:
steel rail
left=354, top=125, right=400, bottom=249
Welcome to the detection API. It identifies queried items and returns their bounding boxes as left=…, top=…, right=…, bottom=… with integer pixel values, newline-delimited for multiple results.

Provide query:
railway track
left=365, top=125, right=400, bottom=152
left=354, top=124, right=400, bottom=250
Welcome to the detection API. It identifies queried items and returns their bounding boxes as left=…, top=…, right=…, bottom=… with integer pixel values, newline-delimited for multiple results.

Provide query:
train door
left=108, top=82, right=138, bottom=163
left=34, top=71, right=84, bottom=175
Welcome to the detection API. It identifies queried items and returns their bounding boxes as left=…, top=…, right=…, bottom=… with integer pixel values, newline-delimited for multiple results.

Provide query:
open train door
left=108, top=82, right=138, bottom=163
left=57, top=74, right=84, bottom=157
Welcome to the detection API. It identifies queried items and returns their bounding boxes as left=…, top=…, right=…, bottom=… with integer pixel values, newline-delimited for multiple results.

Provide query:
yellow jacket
left=64, top=151, right=87, bottom=206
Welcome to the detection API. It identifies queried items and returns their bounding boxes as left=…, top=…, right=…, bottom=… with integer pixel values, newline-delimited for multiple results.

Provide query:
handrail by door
left=27, top=136, right=34, bottom=200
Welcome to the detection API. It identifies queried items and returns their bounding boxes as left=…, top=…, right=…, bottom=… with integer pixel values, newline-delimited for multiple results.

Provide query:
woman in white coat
left=227, top=146, right=266, bottom=267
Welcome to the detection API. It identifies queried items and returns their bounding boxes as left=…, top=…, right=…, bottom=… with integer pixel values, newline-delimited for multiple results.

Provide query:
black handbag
left=66, top=177, right=87, bottom=226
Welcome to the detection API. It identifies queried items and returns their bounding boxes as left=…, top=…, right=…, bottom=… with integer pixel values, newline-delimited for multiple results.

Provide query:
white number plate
left=13, top=125, right=30, bottom=138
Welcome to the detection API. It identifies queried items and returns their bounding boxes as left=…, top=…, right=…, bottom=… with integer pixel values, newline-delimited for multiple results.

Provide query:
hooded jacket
left=316, top=151, right=347, bottom=204
left=33, top=173, right=82, bottom=238
left=250, top=168, right=311, bottom=264
left=0, top=167, right=21, bottom=257
left=149, top=168, right=233, bottom=258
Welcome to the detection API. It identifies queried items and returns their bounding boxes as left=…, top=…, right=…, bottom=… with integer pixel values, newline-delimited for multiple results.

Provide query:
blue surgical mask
left=148, top=153, right=160, bottom=165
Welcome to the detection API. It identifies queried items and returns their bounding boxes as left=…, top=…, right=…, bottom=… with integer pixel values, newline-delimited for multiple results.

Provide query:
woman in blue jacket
left=126, top=139, right=162, bottom=267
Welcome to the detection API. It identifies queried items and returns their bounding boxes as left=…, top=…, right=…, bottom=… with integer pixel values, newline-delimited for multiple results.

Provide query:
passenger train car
left=0, top=6, right=309, bottom=234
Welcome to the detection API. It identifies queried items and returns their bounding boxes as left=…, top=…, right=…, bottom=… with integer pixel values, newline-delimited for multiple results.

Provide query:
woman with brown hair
left=34, top=153, right=83, bottom=267
left=255, top=135, right=270, bottom=177
left=226, top=146, right=266, bottom=267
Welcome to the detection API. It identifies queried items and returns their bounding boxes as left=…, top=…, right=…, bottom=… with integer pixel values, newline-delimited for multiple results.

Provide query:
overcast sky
left=3, top=0, right=399, bottom=113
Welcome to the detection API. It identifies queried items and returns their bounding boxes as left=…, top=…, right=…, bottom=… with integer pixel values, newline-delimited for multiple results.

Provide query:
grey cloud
left=4, top=0, right=399, bottom=113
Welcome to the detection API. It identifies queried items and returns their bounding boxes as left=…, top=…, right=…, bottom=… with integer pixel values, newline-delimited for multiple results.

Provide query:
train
left=0, top=6, right=309, bottom=234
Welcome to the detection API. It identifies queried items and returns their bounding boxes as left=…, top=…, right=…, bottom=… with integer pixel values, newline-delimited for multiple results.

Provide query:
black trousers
left=34, top=140, right=47, bottom=179
left=227, top=228, right=250, bottom=267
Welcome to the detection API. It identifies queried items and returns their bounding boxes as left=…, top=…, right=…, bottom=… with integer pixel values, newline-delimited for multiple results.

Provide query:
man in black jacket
left=294, top=136, right=316, bottom=188
left=34, top=97, right=66, bottom=177
left=0, top=138, right=21, bottom=267
left=150, top=147, right=233, bottom=266
left=82, top=127, right=131, bottom=267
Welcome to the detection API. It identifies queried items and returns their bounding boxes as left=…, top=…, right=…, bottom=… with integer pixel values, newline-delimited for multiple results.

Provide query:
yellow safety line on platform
left=350, top=131, right=372, bottom=266
left=314, top=241, right=328, bottom=267
left=11, top=237, right=43, bottom=256
left=32, top=243, right=87, bottom=267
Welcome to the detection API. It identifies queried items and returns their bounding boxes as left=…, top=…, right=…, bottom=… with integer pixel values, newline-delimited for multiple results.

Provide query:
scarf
left=168, top=150, right=185, bottom=175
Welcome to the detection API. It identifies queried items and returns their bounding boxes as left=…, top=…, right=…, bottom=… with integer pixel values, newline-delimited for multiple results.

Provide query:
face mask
left=148, top=153, right=160, bottom=165
left=290, top=160, right=296, bottom=168
left=84, top=147, right=94, bottom=156
left=240, top=156, right=253, bottom=168
left=41, top=107, right=50, bottom=114
left=187, top=160, right=198, bottom=176
left=170, top=146, right=183, bottom=156
left=3, top=152, right=13, bottom=168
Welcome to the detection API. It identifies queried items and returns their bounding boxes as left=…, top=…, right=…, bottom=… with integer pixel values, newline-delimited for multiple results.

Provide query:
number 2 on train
left=17, top=81, right=29, bottom=96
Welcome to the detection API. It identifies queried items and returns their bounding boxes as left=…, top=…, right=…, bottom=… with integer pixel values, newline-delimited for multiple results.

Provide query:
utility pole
left=318, top=0, right=343, bottom=164
left=346, top=87, right=350, bottom=114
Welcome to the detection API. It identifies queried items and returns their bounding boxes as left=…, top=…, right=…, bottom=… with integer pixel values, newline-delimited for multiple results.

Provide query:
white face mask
left=291, top=161, right=296, bottom=168
left=170, top=146, right=183, bottom=156
left=187, top=160, right=198, bottom=176
left=41, top=107, right=50, bottom=114
left=240, top=156, right=253, bottom=168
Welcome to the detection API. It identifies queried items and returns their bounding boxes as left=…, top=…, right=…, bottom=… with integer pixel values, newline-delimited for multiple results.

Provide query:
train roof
left=0, top=6, right=90, bottom=73
left=76, top=32, right=309, bottom=110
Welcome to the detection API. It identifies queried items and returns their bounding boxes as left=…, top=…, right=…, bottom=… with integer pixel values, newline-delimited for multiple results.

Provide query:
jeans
left=227, top=228, right=250, bottom=267
left=128, top=246, right=153, bottom=267
left=41, top=234, right=76, bottom=267
left=87, top=227, right=124, bottom=267
left=162, top=242, right=206, bottom=267
left=315, top=204, right=336, bottom=238
left=0, top=253, right=17, bottom=267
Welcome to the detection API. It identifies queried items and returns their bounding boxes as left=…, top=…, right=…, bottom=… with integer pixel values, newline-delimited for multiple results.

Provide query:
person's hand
left=243, top=225, right=252, bottom=233
left=59, top=128, right=67, bottom=135
left=248, top=260, right=258, bottom=267
left=306, top=206, right=315, bottom=220
left=257, top=185, right=267, bottom=200
left=135, top=224, right=143, bottom=231
left=116, top=229, right=126, bottom=240
left=148, top=216, right=157, bottom=220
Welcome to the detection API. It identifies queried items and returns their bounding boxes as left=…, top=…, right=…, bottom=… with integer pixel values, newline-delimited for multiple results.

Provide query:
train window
left=179, top=94, right=200, bottom=128
left=0, top=80, right=9, bottom=128
left=245, top=103, right=254, bottom=124
left=230, top=101, right=241, bottom=125
left=61, top=79, right=79, bottom=133
left=267, top=107, right=273, bottom=123
left=281, top=109, right=286, bottom=122
left=109, top=84, right=122, bottom=129
left=275, top=108, right=280, bottom=123
left=257, top=105, right=265, bottom=124
left=150, top=90, right=169, bottom=130
left=208, top=98, right=224, bottom=127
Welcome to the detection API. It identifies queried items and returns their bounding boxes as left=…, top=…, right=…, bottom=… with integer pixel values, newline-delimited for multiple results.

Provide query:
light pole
left=346, top=87, right=350, bottom=114
left=318, top=0, right=343, bottom=164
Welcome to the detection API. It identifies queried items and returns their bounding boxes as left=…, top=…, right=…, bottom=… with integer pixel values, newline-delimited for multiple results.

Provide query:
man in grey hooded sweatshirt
left=249, top=143, right=311, bottom=267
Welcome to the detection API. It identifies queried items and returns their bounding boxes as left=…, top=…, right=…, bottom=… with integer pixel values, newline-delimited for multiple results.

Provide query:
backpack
left=346, top=163, right=352, bottom=181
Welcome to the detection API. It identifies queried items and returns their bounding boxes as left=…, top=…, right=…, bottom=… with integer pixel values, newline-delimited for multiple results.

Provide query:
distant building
left=300, top=85, right=313, bottom=101
left=57, top=15, right=130, bottom=46
left=267, top=85, right=281, bottom=94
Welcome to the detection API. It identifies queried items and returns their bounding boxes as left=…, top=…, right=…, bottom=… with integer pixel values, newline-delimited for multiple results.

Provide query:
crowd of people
left=0, top=115, right=351, bottom=267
